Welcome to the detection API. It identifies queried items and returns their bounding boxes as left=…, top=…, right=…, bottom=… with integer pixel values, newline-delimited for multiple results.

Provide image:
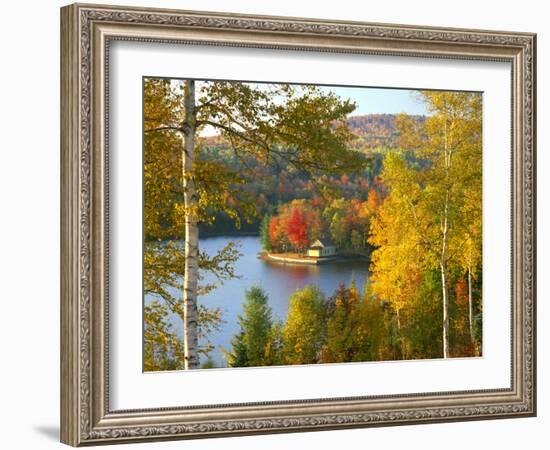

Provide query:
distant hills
left=346, top=114, right=426, bottom=150
left=200, top=113, right=426, bottom=151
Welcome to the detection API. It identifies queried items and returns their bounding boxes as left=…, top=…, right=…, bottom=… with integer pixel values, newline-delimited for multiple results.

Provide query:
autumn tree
left=145, top=79, right=364, bottom=368
left=262, top=199, right=326, bottom=253
left=286, top=207, right=309, bottom=251
left=348, top=280, right=387, bottom=361
left=282, top=285, right=327, bottom=365
left=369, top=151, right=426, bottom=356
left=399, top=271, right=444, bottom=359
left=325, top=283, right=361, bottom=362
left=264, top=322, right=284, bottom=366
left=323, top=197, right=372, bottom=253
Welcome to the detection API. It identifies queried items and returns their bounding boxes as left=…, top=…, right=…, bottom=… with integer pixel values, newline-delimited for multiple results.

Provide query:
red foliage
left=268, top=216, right=283, bottom=252
left=286, top=207, right=309, bottom=251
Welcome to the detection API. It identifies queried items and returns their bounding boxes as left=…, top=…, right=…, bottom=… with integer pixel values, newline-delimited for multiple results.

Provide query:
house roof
left=311, top=237, right=335, bottom=248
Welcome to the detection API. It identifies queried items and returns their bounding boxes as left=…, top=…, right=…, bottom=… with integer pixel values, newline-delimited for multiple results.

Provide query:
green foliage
left=324, top=282, right=387, bottom=363
left=264, top=321, right=284, bottom=366
left=226, top=332, right=249, bottom=368
left=282, top=286, right=327, bottom=365
left=144, top=301, right=184, bottom=371
left=226, top=282, right=392, bottom=367
left=348, top=294, right=386, bottom=362
left=399, top=270, right=444, bottom=359
left=227, top=286, right=275, bottom=367
left=325, top=284, right=360, bottom=362
left=259, top=213, right=273, bottom=251
left=201, top=358, right=217, bottom=369
left=225, top=264, right=478, bottom=368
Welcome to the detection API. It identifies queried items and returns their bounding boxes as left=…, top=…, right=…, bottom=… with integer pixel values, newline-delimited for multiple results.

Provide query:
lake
left=146, top=235, right=370, bottom=367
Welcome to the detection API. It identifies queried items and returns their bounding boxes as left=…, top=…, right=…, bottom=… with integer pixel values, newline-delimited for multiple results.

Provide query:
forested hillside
left=346, top=114, right=425, bottom=149
left=145, top=114, right=424, bottom=240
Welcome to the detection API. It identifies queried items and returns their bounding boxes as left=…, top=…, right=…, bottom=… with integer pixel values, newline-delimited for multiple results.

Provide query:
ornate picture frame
left=60, top=3, right=536, bottom=446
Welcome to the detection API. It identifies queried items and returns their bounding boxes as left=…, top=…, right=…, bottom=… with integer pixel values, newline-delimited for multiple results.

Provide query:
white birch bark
left=440, top=120, right=451, bottom=359
left=182, top=80, right=199, bottom=369
left=440, top=244, right=450, bottom=359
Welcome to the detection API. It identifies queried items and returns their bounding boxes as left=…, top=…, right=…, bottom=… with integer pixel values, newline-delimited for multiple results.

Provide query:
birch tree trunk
left=440, top=194, right=450, bottom=359
left=440, top=255, right=450, bottom=359
left=440, top=121, right=451, bottom=359
left=396, top=308, right=401, bottom=331
left=468, top=262, right=474, bottom=344
left=182, top=80, right=199, bottom=369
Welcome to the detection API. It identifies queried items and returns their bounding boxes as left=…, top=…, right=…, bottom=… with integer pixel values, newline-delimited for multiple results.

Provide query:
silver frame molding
left=60, top=3, right=536, bottom=446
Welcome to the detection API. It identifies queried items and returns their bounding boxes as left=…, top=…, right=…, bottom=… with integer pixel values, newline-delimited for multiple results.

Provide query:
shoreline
left=259, top=251, right=369, bottom=266
left=145, top=232, right=260, bottom=243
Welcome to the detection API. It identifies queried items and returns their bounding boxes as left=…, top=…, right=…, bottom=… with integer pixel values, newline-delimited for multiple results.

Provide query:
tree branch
left=144, top=126, right=184, bottom=134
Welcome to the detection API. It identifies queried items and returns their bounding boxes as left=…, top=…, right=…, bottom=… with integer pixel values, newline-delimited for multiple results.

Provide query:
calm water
left=146, top=236, right=369, bottom=367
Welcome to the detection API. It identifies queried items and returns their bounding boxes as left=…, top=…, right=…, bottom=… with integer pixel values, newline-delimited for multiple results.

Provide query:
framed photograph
left=60, top=3, right=536, bottom=446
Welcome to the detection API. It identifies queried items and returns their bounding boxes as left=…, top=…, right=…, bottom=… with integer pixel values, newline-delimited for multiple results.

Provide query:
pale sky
left=322, top=86, right=429, bottom=116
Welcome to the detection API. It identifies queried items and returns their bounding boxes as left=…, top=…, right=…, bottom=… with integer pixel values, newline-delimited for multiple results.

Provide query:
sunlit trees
left=261, top=195, right=380, bottom=255
left=349, top=281, right=387, bottom=362
left=325, top=284, right=360, bottom=362
left=227, top=281, right=391, bottom=367
left=369, top=151, right=426, bottom=358
left=282, top=286, right=327, bottom=365
left=369, top=91, right=482, bottom=358
left=286, top=207, right=309, bottom=251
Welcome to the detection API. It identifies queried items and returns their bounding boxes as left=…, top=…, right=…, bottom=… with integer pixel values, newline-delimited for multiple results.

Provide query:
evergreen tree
left=227, top=331, right=249, bottom=367
left=227, top=286, right=274, bottom=367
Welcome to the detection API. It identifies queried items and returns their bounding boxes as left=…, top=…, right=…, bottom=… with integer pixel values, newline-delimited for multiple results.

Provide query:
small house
left=307, top=238, right=337, bottom=258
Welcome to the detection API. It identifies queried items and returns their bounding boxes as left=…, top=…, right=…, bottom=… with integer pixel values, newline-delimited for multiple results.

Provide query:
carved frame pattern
left=60, top=3, right=536, bottom=446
